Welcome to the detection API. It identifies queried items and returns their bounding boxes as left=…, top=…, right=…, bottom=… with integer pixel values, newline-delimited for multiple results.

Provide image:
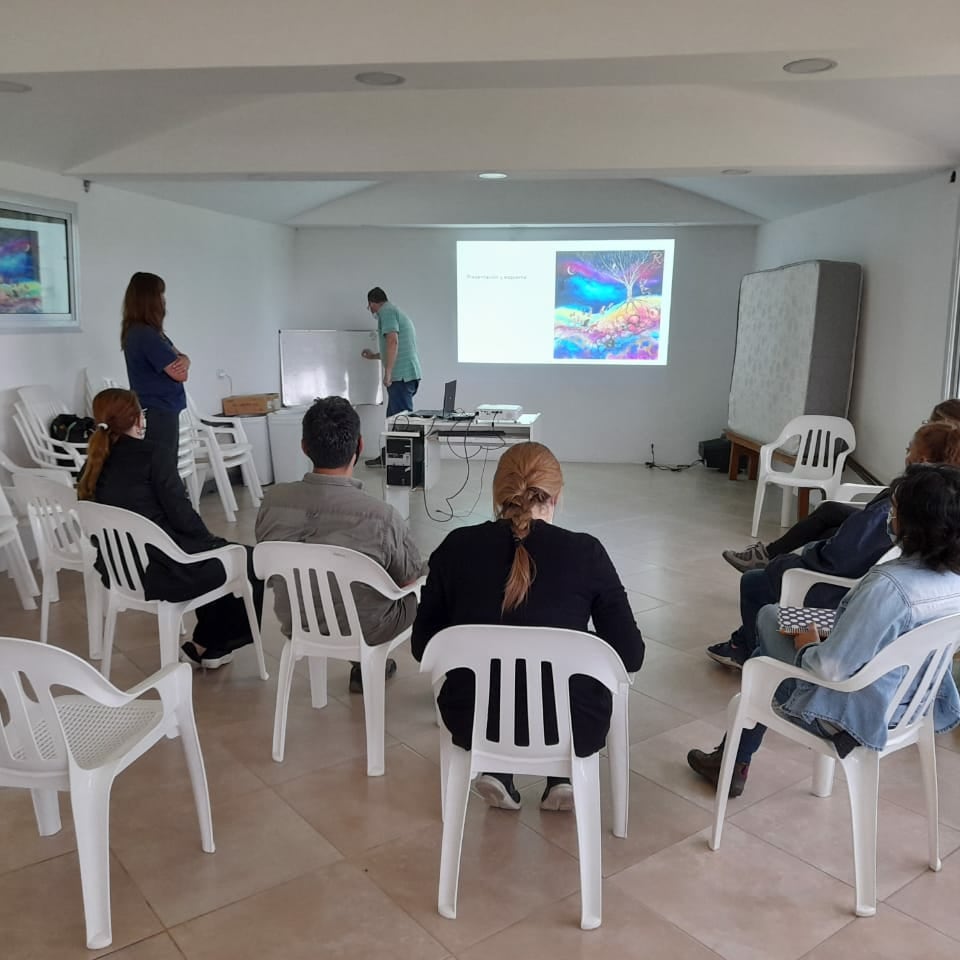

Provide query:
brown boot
left=687, top=744, right=749, bottom=798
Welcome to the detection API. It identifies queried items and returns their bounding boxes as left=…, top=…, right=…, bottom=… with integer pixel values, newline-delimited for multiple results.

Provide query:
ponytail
left=492, top=442, right=563, bottom=614
left=78, top=388, right=142, bottom=499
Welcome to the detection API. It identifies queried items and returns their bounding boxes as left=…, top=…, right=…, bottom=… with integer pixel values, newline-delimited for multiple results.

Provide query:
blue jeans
left=729, top=569, right=778, bottom=655
left=386, top=379, right=419, bottom=417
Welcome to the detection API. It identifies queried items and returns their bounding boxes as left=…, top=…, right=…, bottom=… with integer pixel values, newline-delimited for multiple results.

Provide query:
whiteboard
left=279, top=329, right=383, bottom=407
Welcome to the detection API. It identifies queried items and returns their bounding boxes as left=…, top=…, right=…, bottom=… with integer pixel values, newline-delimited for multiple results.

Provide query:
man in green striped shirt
left=361, top=286, right=423, bottom=466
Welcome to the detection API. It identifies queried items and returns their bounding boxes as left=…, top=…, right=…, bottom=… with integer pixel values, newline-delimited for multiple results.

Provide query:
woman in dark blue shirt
left=120, top=272, right=189, bottom=472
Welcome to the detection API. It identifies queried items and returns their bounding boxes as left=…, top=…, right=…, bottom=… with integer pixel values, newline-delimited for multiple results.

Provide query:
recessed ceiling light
left=782, top=57, right=838, bottom=75
left=354, top=71, right=405, bottom=86
left=477, top=172, right=508, bottom=180
left=721, top=169, right=751, bottom=175
left=0, top=80, right=31, bottom=94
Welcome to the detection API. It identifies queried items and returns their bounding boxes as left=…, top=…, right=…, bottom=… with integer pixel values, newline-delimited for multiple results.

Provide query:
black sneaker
left=349, top=657, right=398, bottom=694
left=179, top=641, right=233, bottom=670
left=687, top=745, right=749, bottom=798
left=706, top=640, right=748, bottom=670
left=474, top=773, right=522, bottom=810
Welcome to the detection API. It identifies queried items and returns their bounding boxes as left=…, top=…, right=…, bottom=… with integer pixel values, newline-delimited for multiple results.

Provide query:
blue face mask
left=886, top=509, right=897, bottom=541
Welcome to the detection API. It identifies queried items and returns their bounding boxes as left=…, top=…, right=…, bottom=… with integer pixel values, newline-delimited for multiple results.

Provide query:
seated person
left=722, top=398, right=960, bottom=573
left=708, top=420, right=960, bottom=670
left=689, top=463, right=960, bottom=798
left=254, top=396, right=426, bottom=693
left=411, top=441, right=644, bottom=812
left=79, top=388, right=262, bottom=668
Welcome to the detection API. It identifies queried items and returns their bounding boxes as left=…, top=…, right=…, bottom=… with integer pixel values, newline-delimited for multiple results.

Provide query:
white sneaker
left=474, top=774, right=521, bottom=810
left=540, top=781, right=575, bottom=812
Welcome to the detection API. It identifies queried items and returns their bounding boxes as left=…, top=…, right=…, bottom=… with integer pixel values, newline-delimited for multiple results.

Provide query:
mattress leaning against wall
left=727, top=260, right=862, bottom=444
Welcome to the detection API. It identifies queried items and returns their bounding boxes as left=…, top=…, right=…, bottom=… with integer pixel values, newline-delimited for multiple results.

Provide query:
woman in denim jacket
left=689, top=463, right=960, bottom=798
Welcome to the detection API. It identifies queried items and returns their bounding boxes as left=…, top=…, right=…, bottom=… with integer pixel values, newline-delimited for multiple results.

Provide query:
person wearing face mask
left=254, top=396, right=426, bottom=694
left=706, top=420, right=960, bottom=671
left=688, top=463, right=960, bottom=799
left=411, top=441, right=644, bottom=812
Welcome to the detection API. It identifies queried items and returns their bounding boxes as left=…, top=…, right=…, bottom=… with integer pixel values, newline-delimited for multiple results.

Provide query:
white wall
left=292, top=225, right=757, bottom=463
left=0, top=161, right=293, bottom=462
left=754, top=173, right=960, bottom=480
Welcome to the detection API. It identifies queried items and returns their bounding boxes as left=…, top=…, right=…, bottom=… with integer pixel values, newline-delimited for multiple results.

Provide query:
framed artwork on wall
left=0, top=193, right=79, bottom=332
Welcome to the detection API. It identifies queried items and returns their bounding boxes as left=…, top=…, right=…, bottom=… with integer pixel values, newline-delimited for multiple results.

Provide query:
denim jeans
left=729, top=569, right=778, bottom=655
left=386, top=379, right=419, bottom=416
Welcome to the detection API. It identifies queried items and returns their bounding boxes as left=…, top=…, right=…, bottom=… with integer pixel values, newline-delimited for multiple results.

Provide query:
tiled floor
left=3, top=460, right=960, bottom=959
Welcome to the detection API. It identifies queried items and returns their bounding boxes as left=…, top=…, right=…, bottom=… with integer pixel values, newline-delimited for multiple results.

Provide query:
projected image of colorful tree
left=554, top=249, right=665, bottom=360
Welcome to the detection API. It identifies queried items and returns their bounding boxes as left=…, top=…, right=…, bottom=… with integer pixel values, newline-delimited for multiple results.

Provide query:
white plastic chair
left=13, top=400, right=86, bottom=473
left=74, top=501, right=268, bottom=682
left=0, top=636, right=213, bottom=949
left=751, top=416, right=856, bottom=537
left=185, top=392, right=262, bottom=523
left=177, top=410, right=202, bottom=511
left=253, top=541, right=423, bottom=777
left=710, top=611, right=960, bottom=918
left=419, top=625, right=631, bottom=930
left=12, top=474, right=103, bottom=657
left=84, top=370, right=123, bottom=416
left=0, top=482, right=40, bottom=610
left=778, top=546, right=902, bottom=608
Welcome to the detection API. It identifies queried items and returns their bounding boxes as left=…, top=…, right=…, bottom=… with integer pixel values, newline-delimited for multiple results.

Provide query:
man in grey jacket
left=255, top=396, right=426, bottom=692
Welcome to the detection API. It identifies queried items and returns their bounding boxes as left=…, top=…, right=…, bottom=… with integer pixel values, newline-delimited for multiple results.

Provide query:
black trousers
left=143, top=407, right=181, bottom=476
left=143, top=544, right=264, bottom=651
left=766, top=500, right=859, bottom=557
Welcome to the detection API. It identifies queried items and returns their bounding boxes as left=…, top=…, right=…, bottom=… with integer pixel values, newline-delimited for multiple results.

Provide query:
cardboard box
left=222, top=393, right=281, bottom=416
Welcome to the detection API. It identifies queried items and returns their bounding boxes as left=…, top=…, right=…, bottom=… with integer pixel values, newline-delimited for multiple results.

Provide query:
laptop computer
left=412, top=380, right=471, bottom=419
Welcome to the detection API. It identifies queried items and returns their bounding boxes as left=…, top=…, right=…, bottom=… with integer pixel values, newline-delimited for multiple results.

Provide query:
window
left=0, top=194, right=79, bottom=332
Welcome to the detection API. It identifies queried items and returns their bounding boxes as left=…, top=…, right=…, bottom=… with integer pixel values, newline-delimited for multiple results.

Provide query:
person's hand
left=793, top=623, right=820, bottom=651
left=361, top=349, right=375, bottom=360
left=383, top=371, right=393, bottom=389
left=178, top=353, right=191, bottom=369
left=168, top=356, right=189, bottom=377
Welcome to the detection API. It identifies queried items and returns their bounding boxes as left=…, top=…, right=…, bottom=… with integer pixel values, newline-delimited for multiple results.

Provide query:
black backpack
left=49, top=414, right=96, bottom=445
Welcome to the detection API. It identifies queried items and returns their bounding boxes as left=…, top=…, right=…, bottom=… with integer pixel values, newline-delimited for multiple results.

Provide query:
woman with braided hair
left=412, top=441, right=644, bottom=811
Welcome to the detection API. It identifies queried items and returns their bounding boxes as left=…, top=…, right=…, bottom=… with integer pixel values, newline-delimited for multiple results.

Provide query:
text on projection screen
left=456, top=239, right=674, bottom=365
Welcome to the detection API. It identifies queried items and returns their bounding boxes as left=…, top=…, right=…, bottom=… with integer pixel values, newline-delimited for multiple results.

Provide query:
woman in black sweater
left=79, top=388, right=261, bottom=667
left=412, top=441, right=644, bottom=811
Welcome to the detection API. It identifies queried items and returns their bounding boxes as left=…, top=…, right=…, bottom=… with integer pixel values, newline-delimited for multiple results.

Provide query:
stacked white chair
left=12, top=474, right=103, bottom=657
left=0, top=483, right=40, bottom=610
left=0, top=636, right=213, bottom=949
left=253, top=541, right=424, bottom=777
left=177, top=409, right=202, bottom=510
left=185, top=392, right=262, bottom=523
left=13, top=399, right=86, bottom=473
left=420, top=625, right=631, bottom=930
left=751, top=415, right=856, bottom=537
left=75, top=501, right=268, bottom=681
left=710, top=611, right=960, bottom=918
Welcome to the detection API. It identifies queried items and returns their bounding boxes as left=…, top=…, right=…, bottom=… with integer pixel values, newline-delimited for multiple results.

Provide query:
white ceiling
left=1, top=0, right=958, bottom=224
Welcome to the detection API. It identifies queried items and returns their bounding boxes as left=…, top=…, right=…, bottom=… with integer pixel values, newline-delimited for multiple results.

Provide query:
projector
left=476, top=403, right=523, bottom=422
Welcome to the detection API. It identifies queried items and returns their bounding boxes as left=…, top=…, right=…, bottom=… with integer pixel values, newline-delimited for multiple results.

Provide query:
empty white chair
left=84, top=369, right=123, bottom=416
left=710, top=612, right=960, bottom=918
left=751, top=416, right=856, bottom=537
left=13, top=474, right=103, bottom=657
left=0, top=448, right=74, bottom=489
left=0, top=636, right=213, bottom=949
left=75, top=501, right=268, bottom=681
left=420, top=625, right=631, bottom=930
left=185, top=392, right=262, bottom=523
left=0, top=482, right=40, bottom=610
left=253, top=541, right=422, bottom=777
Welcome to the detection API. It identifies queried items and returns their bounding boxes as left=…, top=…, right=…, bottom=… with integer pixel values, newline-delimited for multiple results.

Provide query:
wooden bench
left=724, top=429, right=811, bottom=520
